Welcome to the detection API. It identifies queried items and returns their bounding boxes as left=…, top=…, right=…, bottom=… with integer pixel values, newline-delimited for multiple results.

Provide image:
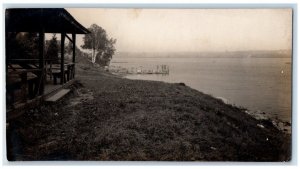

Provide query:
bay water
left=111, top=54, right=292, bottom=123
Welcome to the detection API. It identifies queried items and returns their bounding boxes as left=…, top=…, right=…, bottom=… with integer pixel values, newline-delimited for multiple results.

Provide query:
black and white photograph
left=4, top=5, right=294, bottom=162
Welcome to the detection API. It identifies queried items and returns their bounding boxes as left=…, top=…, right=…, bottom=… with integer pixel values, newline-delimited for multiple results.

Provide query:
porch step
left=45, top=89, right=70, bottom=102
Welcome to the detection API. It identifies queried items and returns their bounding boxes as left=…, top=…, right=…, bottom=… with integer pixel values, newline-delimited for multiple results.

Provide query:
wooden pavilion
left=5, top=8, right=90, bottom=120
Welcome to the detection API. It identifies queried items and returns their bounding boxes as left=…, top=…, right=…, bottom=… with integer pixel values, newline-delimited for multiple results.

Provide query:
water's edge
left=115, top=72, right=292, bottom=134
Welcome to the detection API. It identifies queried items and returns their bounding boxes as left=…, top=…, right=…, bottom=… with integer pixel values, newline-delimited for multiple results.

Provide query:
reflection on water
left=111, top=56, right=291, bottom=122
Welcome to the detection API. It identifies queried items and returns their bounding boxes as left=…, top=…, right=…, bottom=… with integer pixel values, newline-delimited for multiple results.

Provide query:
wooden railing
left=50, top=63, right=75, bottom=84
left=6, top=66, right=43, bottom=107
left=6, top=60, right=76, bottom=107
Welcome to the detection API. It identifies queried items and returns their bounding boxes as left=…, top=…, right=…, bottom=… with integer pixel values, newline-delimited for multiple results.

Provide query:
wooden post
left=38, top=31, right=45, bottom=95
left=72, top=33, right=76, bottom=78
left=5, top=31, right=8, bottom=75
left=60, top=33, right=65, bottom=84
left=20, top=72, right=28, bottom=102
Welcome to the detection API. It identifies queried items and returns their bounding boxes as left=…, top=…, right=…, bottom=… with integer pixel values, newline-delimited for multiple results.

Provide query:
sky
left=65, top=8, right=292, bottom=53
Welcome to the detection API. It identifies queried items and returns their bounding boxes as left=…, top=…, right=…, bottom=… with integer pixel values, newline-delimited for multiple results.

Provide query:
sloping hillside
left=6, top=51, right=291, bottom=161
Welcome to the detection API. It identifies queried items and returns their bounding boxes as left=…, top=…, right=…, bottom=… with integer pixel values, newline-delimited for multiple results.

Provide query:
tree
left=97, top=38, right=117, bottom=66
left=45, top=34, right=59, bottom=63
left=81, top=24, right=116, bottom=66
left=66, top=41, right=73, bottom=54
left=19, top=32, right=39, bottom=59
left=6, top=32, right=39, bottom=59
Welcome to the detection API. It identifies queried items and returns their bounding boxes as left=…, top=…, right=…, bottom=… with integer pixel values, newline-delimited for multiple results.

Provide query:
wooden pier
left=109, top=64, right=169, bottom=75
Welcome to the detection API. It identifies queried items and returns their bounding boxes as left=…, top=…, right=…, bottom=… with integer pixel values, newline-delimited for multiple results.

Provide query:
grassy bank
left=6, top=60, right=291, bottom=161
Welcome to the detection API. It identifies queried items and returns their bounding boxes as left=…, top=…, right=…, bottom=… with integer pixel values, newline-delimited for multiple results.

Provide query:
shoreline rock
left=245, top=110, right=291, bottom=134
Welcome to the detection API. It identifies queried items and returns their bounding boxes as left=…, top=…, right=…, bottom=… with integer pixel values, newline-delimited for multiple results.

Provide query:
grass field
left=6, top=55, right=291, bottom=161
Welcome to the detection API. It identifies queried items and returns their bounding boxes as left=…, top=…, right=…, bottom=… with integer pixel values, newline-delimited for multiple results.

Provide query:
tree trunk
left=92, top=48, right=96, bottom=63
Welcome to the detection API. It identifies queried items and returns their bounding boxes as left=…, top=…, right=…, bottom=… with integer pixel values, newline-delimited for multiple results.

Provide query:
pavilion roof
left=5, top=8, right=90, bottom=34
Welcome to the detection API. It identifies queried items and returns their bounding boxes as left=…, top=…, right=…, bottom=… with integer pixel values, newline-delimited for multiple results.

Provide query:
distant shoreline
left=112, top=49, right=292, bottom=59
left=112, top=56, right=292, bottom=59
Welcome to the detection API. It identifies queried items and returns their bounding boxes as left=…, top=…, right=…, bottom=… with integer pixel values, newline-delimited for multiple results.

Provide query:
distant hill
left=114, top=50, right=292, bottom=58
